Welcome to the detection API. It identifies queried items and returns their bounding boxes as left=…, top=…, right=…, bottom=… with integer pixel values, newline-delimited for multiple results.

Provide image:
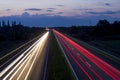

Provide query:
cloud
left=47, top=8, right=56, bottom=10
left=56, top=5, right=64, bottom=7
left=21, top=12, right=30, bottom=17
left=0, top=14, right=91, bottom=26
left=0, top=12, right=119, bottom=27
left=57, top=12, right=63, bottom=14
left=105, top=3, right=111, bottom=6
left=46, top=8, right=56, bottom=12
left=87, top=11, right=120, bottom=14
left=47, top=9, right=54, bottom=12
left=6, top=9, right=11, bottom=11
left=74, top=8, right=93, bottom=11
left=24, top=8, right=42, bottom=11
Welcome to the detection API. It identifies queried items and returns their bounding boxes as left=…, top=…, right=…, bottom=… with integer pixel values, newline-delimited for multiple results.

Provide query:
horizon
left=0, top=0, right=120, bottom=26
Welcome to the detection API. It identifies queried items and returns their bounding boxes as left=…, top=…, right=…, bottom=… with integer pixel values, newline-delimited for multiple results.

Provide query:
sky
left=0, top=0, right=120, bottom=26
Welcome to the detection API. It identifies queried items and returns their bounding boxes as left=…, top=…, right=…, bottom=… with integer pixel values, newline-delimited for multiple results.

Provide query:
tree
left=12, top=21, right=16, bottom=27
left=0, top=21, right=1, bottom=27
left=96, top=19, right=110, bottom=27
left=69, top=26, right=78, bottom=34
left=2, top=20, right=6, bottom=27
left=7, top=20, right=10, bottom=27
left=113, top=21, right=120, bottom=27
left=18, top=21, right=23, bottom=27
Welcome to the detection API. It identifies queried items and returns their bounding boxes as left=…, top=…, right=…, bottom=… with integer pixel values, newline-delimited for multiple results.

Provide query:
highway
left=66, top=35, right=120, bottom=71
left=53, top=29, right=120, bottom=80
left=0, top=32, right=46, bottom=72
left=0, top=31, right=49, bottom=80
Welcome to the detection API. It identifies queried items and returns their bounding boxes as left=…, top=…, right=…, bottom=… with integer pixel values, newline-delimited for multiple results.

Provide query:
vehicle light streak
left=54, top=32, right=79, bottom=80
left=53, top=29, right=120, bottom=80
left=1, top=37, right=40, bottom=78
left=59, top=35, right=103, bottom=80
left=9, top=54, right=31, bottom=80
left=0, top=54, right=24, bottom=77
left=60, top=38, right=93, bottom=80
left=1, top=32, right=49, bottom=80
left=0, top=33, right=44, bottom=77
left=25, top=32, right=49, bottom=80
left=16, top=42, right=42, bottom=80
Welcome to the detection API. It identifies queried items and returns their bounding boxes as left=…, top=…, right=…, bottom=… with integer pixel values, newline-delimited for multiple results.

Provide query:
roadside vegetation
left=55, top=19, right=120, bottom=56
left=46, top=31, right=74, bottom=80
left=0, top=20, right=45, bottom=57
left=55, top=19, right=120, bottom=41
left=88, top=40, right=120, bottom=57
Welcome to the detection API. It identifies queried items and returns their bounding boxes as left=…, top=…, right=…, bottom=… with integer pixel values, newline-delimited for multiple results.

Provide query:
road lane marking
left=0, top=54, right=24, bottom=77
left=9, top=54, right=31, bottom=80
left=86, top=61, right=91, bottom=67
left=53, top=30, right=79, bottom=80
left=25, top=32, right=49, bottom=80
left=1, top=32, right=49, bottom=80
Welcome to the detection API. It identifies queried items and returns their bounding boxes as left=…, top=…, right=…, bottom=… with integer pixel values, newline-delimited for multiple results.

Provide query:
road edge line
left=53, top=30, right=79, bottom=80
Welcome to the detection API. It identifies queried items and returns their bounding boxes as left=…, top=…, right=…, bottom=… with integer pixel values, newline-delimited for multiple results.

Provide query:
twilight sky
left=0, top=0, right=120, bottom=26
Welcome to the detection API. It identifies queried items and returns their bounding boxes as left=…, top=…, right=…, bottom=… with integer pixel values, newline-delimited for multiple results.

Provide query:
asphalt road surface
left=1, top=29, right=120, bottom=80
left=53, top=29, right=120, bottom=80
left=0, top=31, right=49, bottom=80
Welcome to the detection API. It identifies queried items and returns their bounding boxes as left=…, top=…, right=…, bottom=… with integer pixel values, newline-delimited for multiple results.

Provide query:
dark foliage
left=0, top=20, right=45, bottom=41
left=55, top=19, right=120, bottom=41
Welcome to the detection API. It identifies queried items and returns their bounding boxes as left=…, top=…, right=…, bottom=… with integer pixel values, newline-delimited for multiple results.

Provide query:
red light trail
left=53, top=29, right=120, bottom=80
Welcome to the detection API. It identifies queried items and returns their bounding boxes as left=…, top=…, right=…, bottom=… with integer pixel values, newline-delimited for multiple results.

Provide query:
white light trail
left=25, top=31, right=49, bottom=80
left=0, top=34, right=42, bottom=77
left=0, top=31, right=49, bottom=80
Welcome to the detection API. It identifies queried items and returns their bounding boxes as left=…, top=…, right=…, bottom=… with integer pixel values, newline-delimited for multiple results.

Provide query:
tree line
left=55, top=19, right=120, bottom=41
left=0, top=20, right=44, bottom=41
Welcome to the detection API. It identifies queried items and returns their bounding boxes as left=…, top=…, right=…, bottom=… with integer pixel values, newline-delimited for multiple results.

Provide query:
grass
left=46, top=31, right=74, bottom=80
left=98, top=40, right=120, bottom=49
left=0, top=31, right=46, bottom=71
left=0, top=40, right=27, bottom=58
left=0, top=31, right=46, bottom=58
left=90, top=40, right=120, bottom=56
left=64, top=34, right=120, bottom=70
